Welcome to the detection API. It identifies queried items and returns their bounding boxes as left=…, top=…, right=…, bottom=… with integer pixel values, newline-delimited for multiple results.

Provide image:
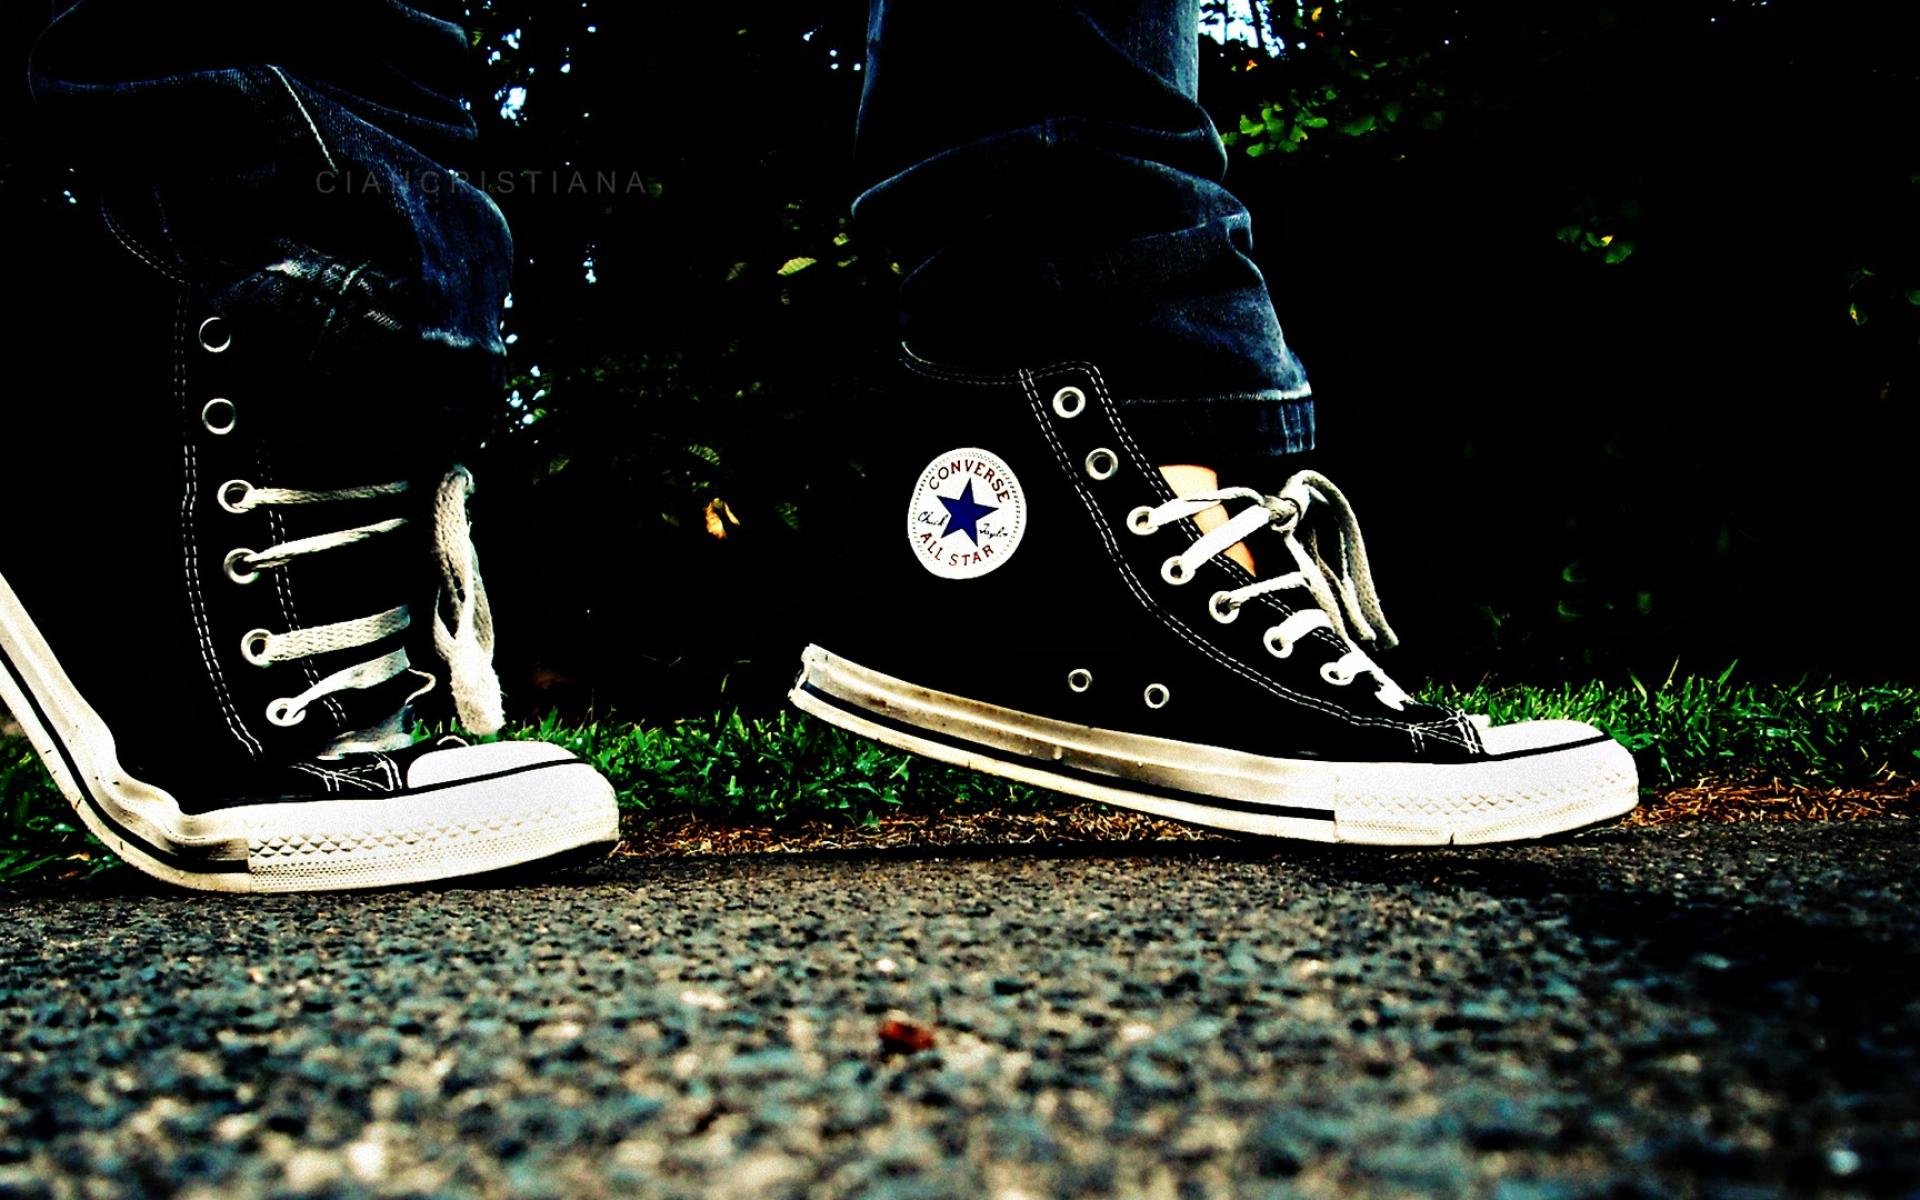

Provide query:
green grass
left=1438, top=664, right=1920, bottom=788
left=3, top=666, right=1916, bottom=881
left=496, top=707, right=1041, bottom=820
left=1, top=733, right=117, bottom=883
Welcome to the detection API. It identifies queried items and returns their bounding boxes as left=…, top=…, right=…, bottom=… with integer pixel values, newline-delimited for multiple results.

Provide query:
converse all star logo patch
left=908, top=447, right=1027, bottom=579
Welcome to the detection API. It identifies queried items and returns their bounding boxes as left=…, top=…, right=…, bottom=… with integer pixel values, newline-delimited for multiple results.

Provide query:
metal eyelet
left=1083, top=448, right=1118, bottom=480
left=1051, top=386, right=1086, bottom=419
left=1209, top=591, right=1240, bottom=624
left=223, top=548, right=260, bottom=585
left=1128, top=506, right=1158, bottom=535
left=201, top=398, right=237, bottom=436
left=1143, top=683, right=1171, bottom=709
left=1160, top=556, right=1192, bottom=586
left=217, top=479, right=254, bottom=514
left=1264, top=628, right=1295, bottom=659
left=1067, top=668, right=1093, bottom=693
left=241, top=629, right=274, bottom=667
left=197, top=316, right=231, bottom=354
left=1320, top=661, right=1354, bottom=687
left=265, top=698, right=305, bottom=728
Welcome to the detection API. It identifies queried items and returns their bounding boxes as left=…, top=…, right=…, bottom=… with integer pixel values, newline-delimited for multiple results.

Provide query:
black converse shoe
left=0, top=208, right=618, bottom=892
left=790, top=349, right=1638, bottom=844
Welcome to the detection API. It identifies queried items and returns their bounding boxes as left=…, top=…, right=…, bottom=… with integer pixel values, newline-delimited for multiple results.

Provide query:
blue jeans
left=856, top=0, right=1315, bottom=459
left=29, top=0, right=1311, bottom=460
left=27, top=0, right=511, bottom=423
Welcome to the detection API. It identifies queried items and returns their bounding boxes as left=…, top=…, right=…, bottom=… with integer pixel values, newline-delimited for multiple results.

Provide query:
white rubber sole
left=0, top=567, right=620, bottom=894
left=790, top=644, right=1640, bottom=845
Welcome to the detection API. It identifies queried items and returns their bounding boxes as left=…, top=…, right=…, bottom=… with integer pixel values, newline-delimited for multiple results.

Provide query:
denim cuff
left=1117, top=390, right=1317, bottom=462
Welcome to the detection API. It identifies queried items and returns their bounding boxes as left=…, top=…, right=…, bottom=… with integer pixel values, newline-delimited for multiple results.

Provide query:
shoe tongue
left=207, top=259, right=498, bottom=486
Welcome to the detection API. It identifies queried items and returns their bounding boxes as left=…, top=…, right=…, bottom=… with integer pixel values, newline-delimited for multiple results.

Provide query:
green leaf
left=1340, top=114, right=1377, bottom=137
left=775, top=256, right=817, bottom=276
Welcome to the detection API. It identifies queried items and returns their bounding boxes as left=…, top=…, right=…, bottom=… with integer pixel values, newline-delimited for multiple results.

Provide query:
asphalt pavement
left=2, top=819, right=1916, bottom=1198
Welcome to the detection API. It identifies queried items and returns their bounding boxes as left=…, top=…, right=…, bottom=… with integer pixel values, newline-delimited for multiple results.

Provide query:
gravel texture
left=1, top=819, right=1916, bottom=1198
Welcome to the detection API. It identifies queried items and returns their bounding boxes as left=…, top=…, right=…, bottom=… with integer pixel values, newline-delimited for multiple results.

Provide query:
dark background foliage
left=5, top=1, right=1916, bottom=720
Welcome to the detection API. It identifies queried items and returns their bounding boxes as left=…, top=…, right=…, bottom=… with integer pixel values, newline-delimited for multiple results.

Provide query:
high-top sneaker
left=791, top=348, right=1639, bottom=844
left=0, top=207, right=619, bottom=893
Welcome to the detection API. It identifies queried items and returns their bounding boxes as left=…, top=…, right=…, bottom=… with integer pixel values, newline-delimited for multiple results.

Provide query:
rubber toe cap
left=406, top=738, right=583, bottom=787
left=1476, top=717, right=1620, bottom=756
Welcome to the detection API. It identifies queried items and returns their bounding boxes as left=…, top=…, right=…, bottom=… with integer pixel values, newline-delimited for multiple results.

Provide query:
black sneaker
left=0, top=206, right=618, bottom=892
left=790, top=349, right=1638, bottom=844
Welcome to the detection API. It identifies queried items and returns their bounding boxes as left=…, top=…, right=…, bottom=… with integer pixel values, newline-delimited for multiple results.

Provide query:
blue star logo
left=938, top=480, right=999, bottom=546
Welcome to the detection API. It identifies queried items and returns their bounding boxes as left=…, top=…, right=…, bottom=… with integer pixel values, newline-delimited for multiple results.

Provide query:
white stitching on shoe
left=290, top=762, right=338, bottom=794
left=1017, top=367, right=1368, bottom=732
left=1017, top=362, right=1474, bottom=751
left=1452, top=707, right=1485, bottom=755
left=1133, top=484, right=1409, bottom=708
left=376, top=751, right=400, bottom=791
left=178, top=296, right=263, bottom=758
left=290, top=755, right=401, bottom=796
left=232, top=513, right=413, bottom=726
left=100, top=198, right=190, bottom=285
left=1074, top=362, right=1470, bottom=748
left=257, top=444, right=350, bottom=728
left=906, top=354, right=1376, bottom=730
left=1056, top=362, right=1349, bottom=657
left=217, top=471, right=500, bottom=741
left=899, top=354, right=1357, bottom=649
left=896, top=353, right=1470, bottom=747
left=898, top=344, right=1021, bottom=384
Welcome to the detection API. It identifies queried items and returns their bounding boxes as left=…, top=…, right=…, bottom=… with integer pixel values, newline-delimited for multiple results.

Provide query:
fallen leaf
left=878, top=1018, right=936, bottom=1054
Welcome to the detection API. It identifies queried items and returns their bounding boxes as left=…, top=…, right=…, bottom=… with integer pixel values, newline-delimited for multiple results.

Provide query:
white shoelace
left=430, top=466, right=506, bottom=736
left=1128, top=469, right=1412, bottom=711
left=222, top=466, right=505, bottom=743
